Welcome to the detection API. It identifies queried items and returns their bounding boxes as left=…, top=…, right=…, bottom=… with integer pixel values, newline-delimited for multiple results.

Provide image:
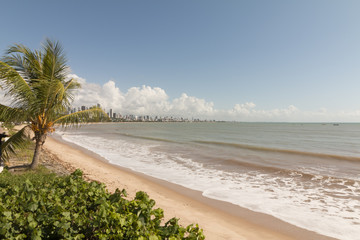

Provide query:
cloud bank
left=1, top=74, right=360, bottom=122
left=67, top=74, right=360, bottom=122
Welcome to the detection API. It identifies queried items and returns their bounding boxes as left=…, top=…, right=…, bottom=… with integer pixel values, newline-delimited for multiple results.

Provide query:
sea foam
left=58, top=131, right=360, bottom=240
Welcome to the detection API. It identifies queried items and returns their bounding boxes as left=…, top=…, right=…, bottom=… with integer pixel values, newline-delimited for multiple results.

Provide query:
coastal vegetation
left=0, top=169, right=204, bottom=239
left=0, top=39, right=107, bottom=169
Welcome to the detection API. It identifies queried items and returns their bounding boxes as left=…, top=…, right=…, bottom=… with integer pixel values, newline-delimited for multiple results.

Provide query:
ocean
left=57, top=122, right=360, bottom=240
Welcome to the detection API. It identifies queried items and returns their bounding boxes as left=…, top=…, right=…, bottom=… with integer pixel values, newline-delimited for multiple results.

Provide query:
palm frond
left=64, top=77, right=81, bottom=91
left=42, top=39, right=69, bottom=82
left=54, top=107, right=109, bottom=127
left=4, top=44, right=43, bottom=81
left=42, top=79, right=67, bottom=121
left=61, top=78, right=80, bottom=108
left=1, top=125, right=31, bottom=162
left=0, top=61, right=35, bottom=108
left=0, top=104, right=28, bottom=123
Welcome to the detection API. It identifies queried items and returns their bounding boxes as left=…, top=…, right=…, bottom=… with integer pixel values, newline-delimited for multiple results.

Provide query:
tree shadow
left=8, top=164, right=31, bottom=171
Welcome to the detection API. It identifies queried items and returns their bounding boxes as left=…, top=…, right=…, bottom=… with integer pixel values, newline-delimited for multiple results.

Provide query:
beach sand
left=43, top=135, right=336, bottom=240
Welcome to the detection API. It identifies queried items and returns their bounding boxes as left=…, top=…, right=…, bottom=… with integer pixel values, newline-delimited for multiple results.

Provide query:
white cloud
left=0, top=88, right=6, bottom=104
left=65, top=74, right=360, bottom=122
left=69, top=74, right=125, bottom=111
left=172, top=93, right=215, bottom=116
left=70, top=74, right=217, bottom=118
left=122, top=86, right=170, bottom=115
left=230, top=102, right=256, bottom=116
left=0, top=86, right=13, bottom=106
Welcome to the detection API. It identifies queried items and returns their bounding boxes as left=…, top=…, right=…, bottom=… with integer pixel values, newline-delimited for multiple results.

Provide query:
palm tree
left=0, top=39, right=108, bottom=169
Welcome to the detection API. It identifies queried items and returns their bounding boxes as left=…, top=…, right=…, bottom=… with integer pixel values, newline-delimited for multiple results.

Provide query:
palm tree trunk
left=30, top=133, right=46, bottom=169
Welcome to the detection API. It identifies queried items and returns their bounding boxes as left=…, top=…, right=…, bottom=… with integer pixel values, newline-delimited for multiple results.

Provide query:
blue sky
left=2, top=0, right=360, bottom=121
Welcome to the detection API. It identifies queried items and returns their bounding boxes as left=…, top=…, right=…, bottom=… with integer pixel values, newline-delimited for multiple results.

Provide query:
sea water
left=57, top=122, right=360, bottom=240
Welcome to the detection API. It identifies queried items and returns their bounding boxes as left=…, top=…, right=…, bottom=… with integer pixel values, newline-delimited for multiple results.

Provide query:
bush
left=0, top=169, right=205, bottom=239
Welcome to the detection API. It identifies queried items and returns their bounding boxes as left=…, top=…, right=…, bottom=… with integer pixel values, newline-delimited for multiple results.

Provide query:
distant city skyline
left=1, top=1, right=360, bottom=122
left=71, top=103, right=208, bottom=122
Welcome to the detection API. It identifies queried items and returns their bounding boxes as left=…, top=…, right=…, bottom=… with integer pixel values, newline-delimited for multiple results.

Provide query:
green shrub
left=0, top=169, right=205, bottom=239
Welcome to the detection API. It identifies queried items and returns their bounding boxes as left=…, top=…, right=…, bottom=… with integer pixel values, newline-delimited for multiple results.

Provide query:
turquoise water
left=58, top=122, right=360, bottom=240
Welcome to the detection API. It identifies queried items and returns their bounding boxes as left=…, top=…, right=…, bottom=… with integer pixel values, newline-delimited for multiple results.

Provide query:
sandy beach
left=43, top=135, right=336, bottom=240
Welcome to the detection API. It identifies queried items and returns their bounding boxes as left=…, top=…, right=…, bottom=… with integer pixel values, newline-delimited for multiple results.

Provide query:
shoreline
left=44, top=134, right=336, bottom=240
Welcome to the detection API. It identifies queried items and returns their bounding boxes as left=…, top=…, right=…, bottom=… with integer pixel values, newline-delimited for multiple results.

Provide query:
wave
left=59, top=132, right=360, bottom=240
left=216, top=158, right=359, bottom=186
left=115, top=133, right=179, bottom=144
left=194, top=140, right=360, bottom=162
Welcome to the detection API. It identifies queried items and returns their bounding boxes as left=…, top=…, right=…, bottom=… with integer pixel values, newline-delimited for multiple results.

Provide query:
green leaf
left=62, top=211, right=70, bottom=219
left=119, top=217, right=126, bottom=226
left=149, top=235, right=159, bottom=240
left=3, top=211, right=11, bottom=219
left=28, top=202, right=38, bottom=212
left=27, top=214, right=37, bottom=229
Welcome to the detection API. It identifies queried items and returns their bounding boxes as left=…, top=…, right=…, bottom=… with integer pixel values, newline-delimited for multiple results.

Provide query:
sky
left=1, top=0, right=360, bottom=122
